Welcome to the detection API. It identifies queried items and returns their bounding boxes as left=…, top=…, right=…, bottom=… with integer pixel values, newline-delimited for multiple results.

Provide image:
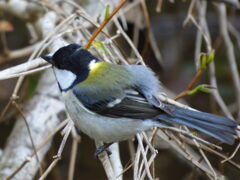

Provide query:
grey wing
left=72, top=65, right=170, bottom=119
left=73, top=88, right=162, bottom=119
left=125, top=65, right=174, bottom=114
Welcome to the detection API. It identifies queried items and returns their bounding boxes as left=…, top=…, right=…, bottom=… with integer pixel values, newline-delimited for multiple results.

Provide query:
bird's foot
left=94, top=143, right=113, bottom=156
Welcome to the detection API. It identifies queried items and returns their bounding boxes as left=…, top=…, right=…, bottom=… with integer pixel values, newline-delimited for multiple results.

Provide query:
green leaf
left=207, top=49, right=215, bottom=64
left=187, top=84, right=215, bottom=96
left=93, top=41, right=108, bottom=54
left=201, top=54, right=207, bottom=70
left=200, top=49, right=215, bottom=71
left=104, top=4, right=110, bottom=20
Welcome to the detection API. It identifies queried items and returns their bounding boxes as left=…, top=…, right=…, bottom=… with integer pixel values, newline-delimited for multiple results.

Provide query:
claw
left=94, top=143, right=113, bottom=156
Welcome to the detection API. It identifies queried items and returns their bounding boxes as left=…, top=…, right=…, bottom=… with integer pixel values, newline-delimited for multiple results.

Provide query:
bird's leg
left=94, top=143, right=113, bottom=156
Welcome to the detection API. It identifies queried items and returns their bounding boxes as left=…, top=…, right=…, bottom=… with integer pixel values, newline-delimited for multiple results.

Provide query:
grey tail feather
left=154, top=104, right=238, bottom=145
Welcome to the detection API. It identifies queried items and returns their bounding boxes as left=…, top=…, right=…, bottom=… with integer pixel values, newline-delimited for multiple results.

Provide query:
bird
left=42, top=43, right=237, bottom=155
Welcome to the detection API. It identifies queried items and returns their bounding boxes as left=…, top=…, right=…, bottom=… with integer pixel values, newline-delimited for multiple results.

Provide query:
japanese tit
left=42, top=44, right=237, bottom=154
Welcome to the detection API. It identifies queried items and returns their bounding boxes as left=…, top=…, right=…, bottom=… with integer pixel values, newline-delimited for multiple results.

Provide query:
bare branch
left=95, top=141, right=115, bottom=180
left=217, top=3, right=240, bottom=120
left=0, top=43, right=40, bottom=65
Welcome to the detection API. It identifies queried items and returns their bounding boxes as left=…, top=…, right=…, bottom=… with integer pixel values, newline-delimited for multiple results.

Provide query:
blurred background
left=0, top=0, right=240, bottom=179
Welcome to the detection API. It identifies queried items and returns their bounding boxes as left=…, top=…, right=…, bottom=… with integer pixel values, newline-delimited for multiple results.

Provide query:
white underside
left=62, top=90, right=155, bottom=143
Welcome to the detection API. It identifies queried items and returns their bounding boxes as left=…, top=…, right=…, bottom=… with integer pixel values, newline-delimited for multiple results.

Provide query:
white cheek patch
left=88, top=60, right=96, bottom=70
left=53, top=67, right=77, bottom=90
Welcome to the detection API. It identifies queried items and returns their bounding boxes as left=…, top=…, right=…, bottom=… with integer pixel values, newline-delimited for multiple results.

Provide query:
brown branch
left=174, top=70, right=203, bottom=100
left=6, top=157, right=31, bottom=180
left=116, top=160, right=134, bottom=178
left=83, top=0, right=127, bottom=49
left=0, top=100, right=12, bottom=122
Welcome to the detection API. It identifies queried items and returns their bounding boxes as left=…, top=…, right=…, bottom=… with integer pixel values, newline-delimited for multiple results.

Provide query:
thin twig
left=0, top=58, right=47, bottom=80
left=0, top=64, right=51, bottom=80
left=217, top=3, right=240, bottom=119
left=0, top=43, right=40, bottom=65
left=6, top=157, right=32, bottom=180
left=139, top=131, right=158, bottom=180
left=116, top=161, right=134, bottom=178
left=39, top=120, right=73, bottom=180
left=83, top=0, right=127, bottom=49
left=221, top=142, right=240, bottom=164
left=136, top=134, right=153, bottom=180
left=156, top=0, right=163, bottom=12
left=0, top=100, right=12, bottom=122
left=179, top=136, right=240, bottom=169
left=6, top=119, right=69, bottom=180
left=113, top=18, right=146, bottom=65
left=39, top=159, right=59, bottom=180
left=142, top=132, right=157, bottom=154
left=209, top=63, right=234, bottom=119
left=0, top=13, right=76, bottom=125
left=12, top=101, right=43, bottom=175
left=158, top=130, right=223, bottom=178
left=68, top=127, right=81, bottom=180
left=133, top=139, right=141, bottom=180
left=184, top=127, right=217, bottom=180
left=194, top=0, right=207, bottom=69
left=183, top=0, right=196, bottom=26
left=174, top=70, right=203, bottom=100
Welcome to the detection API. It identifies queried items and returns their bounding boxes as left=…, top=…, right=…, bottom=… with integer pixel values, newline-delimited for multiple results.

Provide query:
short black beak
left=41, top=55, right=53, bottom=64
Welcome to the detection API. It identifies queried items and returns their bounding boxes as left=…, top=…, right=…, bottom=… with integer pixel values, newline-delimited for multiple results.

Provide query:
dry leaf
left=0, top=20, right=14, bottom=32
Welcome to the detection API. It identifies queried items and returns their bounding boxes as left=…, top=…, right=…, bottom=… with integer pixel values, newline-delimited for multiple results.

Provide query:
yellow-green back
left=80, top=61, right=134, bottom=90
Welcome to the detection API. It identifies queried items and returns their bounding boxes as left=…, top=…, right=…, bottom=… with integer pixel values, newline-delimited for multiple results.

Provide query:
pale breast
left=61, top=90, right=154, bottom=143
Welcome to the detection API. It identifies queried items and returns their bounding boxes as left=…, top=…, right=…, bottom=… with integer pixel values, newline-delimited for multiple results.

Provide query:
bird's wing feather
left=73, top=87, right=162, bottom=119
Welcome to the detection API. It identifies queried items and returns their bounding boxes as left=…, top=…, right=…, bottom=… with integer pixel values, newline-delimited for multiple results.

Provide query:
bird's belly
left=62, top=91, right=154, bottom=143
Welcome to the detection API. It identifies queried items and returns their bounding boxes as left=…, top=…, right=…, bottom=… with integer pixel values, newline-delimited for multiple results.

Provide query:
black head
left=42, top=44, right=80, bottom=69
left=41, top=44, right=100, bottom=91
left=42, top=43, right=100, bottom=75
left=51, top=43, right=81, bottom=69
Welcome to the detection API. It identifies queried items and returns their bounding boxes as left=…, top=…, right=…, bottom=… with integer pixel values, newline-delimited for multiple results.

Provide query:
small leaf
left=104, top=4, right=110, bottom=20
left=200, top=50, right=215, bottom=71
left=187, top=84, right=215, bottom=96
left=207, top=49, right=215, bottom=64
left=201, top=84, right=216, bottom=92
left=200, top=53, right=207, bottom=70
left=93, top=41, right=108, bottom=54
